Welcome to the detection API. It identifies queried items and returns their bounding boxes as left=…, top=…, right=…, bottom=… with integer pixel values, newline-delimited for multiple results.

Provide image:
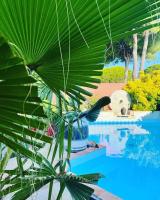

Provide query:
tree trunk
left=124, top=58, right=129, bottom=83
left=140, top=30, right=149, bottom=72
left=132, top=33, right=138, bottom=80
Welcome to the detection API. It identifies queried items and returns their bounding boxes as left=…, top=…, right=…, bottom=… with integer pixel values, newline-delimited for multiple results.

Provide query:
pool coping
left=90, top=111, right=160, bottom=124
left=71, top=147, right=121, bottom=200
left=90, top=184, right=121, bottom=200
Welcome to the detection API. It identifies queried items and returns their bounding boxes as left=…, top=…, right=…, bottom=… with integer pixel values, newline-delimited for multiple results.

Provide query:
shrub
left=145, top=64, right=160, bottom=74
left=124, top=70, right=160, bottom=111
left=101, top=66, right=132, bottom=83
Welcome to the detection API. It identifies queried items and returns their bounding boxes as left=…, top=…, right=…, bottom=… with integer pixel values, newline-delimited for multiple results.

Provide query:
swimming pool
left=71, top=122, right=160, bottom=200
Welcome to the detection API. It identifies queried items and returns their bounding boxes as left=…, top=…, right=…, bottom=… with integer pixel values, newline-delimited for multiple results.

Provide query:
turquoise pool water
left=71, top=122, right=160, bottom=200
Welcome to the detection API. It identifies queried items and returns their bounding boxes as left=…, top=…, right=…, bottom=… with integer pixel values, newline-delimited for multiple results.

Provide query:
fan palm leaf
left=0, top=0, right=159, bottom=100
left=0, top=37, right=52, bottom=171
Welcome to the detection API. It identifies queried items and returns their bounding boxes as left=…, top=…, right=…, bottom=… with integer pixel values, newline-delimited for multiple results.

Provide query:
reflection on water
left=89, top=123, right=160, bottom=168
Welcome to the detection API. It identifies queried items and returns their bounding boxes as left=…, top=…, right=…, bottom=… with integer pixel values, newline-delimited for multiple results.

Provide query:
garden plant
left=0, top=0, right=160, bottom=199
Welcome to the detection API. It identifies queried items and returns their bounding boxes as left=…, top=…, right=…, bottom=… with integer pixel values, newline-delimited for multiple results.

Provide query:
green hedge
left=101, top=66, right=132, bottom=83
left=145, top=64, right=160, bottom=74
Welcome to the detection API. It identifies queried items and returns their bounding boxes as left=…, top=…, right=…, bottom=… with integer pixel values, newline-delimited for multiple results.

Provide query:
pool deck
left=90, top=184, right=121, bottom=200
left=91, top=111, right=160, bottom=124
left=71, top=147, right=121, bottom=200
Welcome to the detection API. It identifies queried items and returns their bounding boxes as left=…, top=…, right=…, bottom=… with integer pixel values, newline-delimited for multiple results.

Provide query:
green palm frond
left=0, top=36, right=52, bottom=159
left=1, top=177, right=52, bottom=200
left=1, top=162, right=102, bottom=200
left=58, top=173, right=96, bottom=200
left=0, top=0, right=159, bottom=100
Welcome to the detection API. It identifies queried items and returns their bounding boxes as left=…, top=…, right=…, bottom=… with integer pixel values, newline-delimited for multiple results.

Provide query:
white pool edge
left=91, top=111, right=160, bottom=124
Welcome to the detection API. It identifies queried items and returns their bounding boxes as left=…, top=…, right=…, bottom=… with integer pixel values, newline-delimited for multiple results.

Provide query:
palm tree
left=0, top=1, right=160, bottom=199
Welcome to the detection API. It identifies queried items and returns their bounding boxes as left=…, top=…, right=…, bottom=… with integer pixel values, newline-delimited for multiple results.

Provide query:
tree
left=132, top=33, right=138, bottom=80
left=106, top=39, right=133, bottom=83
left=140, top=30, right=150, bottom=71
left=138, top=27, right=160, bottom=75
left=147, top=30, right=160, bottom=60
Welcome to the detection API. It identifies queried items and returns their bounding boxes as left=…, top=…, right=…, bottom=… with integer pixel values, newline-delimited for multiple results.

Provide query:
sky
left=105, top=52, right=160, bottom=70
